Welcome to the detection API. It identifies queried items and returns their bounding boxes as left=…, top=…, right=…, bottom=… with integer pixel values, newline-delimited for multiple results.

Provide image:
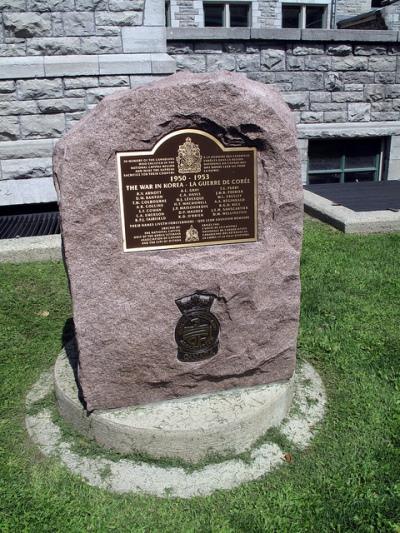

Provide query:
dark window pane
left=308, top=173, right=341, bottom=185
left=308, top=157, right=341, bottom=172
left=230, top=4, right=249, bottom=27
left=344, top=138, right=381, bottom=169
left=306, top=6, right=325, bottom=28
left=344, top=171, right=376, bottom=182
left=282, top=6, right=301, bottom=28
left=204, top=4, right=224, bottom=26
left=308, top=139, right=342, bottom=171
left=308, top=137, right=383, bottom=184
left=345, top=154, right=377, bottom=169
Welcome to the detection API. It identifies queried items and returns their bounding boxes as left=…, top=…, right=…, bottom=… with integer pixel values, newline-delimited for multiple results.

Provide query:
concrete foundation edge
left=26, top=358, right=326, bottom=497
left=0, top=234, right=62, bottom=263
left=304, top=190, right=400, bottom=234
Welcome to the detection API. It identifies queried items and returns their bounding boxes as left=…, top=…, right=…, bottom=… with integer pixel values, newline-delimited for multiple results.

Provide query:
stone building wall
left=169, top=0, right=202, bottom=27
left=168, top=39, right=400, bottom=125
left=168, top=0, right=399, bottom=30
left=1, top=0, right=400, bottom=205
left=0, top=0, right=145, bottom=57
left=169, top=0, right=282, bottom=29
left=335, top=0, right=371, bottom=21
left=0, top=0, right=173, bottom=204
left=255, top=0, right=280, bottom=29
left=167, top=33, right=400, bottom=183
left=382, top=3, right=400, bottom=31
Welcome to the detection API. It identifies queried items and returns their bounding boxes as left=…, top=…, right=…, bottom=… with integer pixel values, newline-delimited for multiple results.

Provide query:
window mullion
left=340, top=154, right=345, bottom=183
left=308, top=169, right=342, bottom=175
left=225, top=3, right=230, bottom=27
left=376, top=139, right=384, bottom=181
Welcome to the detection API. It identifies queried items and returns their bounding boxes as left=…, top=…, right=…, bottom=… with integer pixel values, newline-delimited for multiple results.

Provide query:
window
left=282, top=3, right=327, bottom=29
left=204, top=2, right=250, bottom=27
left=307, top=138, right=384, bottom=185
left=165, top=1, right=171, bottom=26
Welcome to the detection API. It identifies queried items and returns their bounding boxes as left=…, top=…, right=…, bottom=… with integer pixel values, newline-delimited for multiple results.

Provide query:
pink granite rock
left=53, top=72, right=303, bottom=411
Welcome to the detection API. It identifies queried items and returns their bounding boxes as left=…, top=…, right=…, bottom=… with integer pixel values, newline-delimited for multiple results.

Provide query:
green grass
left=1, top=219, right=399, bottom=532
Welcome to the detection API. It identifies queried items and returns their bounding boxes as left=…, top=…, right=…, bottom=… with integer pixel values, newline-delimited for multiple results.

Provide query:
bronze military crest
left=175, top=292, right=220, bottom=362
left=176, top=136, right=202, bottom=174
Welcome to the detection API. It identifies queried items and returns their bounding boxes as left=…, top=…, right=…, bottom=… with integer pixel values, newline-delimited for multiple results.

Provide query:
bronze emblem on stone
left=176, top=136, right=202, bottom=173
left=175, top=293, right=220, bottom=362
left=185, top=224, right=199, bottom=243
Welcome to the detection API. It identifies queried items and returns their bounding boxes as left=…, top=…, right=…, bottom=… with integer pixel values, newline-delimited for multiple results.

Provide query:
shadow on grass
left=62, top=317, right=87, bottom=411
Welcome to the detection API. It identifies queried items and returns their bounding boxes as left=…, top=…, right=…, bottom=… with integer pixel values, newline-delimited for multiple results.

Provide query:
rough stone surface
left=21, top=113, right=65, bottom=138
left=53, top=72, right=303, bottom=411
left=1, top=156, right=52, bottom=179
left=17, top=79, right=63, bottom=99
left=3, top=13, right=52, bottom=38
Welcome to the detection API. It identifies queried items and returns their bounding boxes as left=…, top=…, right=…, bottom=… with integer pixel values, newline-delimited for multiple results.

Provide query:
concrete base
left=0, top=234, right=62, bottom=263
left=304, top=189, right=400, bottom=234
left=26, top=358, right=326, bottom=497
left=55, top=347, right=294, bottom=463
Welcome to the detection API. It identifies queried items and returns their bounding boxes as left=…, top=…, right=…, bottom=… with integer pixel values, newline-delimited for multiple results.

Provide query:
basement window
left=0, top=203, right=60, bottom=240
left=307, top=138, right=385, bottom=185
left=204, top=2, right=250, bottom=27
left=282, top=3, right=327, bottom=29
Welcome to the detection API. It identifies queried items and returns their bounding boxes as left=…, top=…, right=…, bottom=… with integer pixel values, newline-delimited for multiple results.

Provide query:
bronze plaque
left=117, top=129, right=257, bottom=252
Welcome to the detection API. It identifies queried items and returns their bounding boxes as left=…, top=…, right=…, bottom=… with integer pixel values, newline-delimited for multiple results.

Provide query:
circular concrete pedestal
left=26, top=355, right=326, bottom=497
left=55, top=348, right=294, bottom=463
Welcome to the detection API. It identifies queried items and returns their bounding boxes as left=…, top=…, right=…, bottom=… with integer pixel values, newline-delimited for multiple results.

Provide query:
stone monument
left=54, top=72, right=303, bottom=431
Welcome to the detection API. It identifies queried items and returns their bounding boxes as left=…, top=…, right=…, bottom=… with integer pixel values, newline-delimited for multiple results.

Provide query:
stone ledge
left=301, top=29, right=399, bottom=42
left=167, top=28, right=251, bottom=40
left=304, top=189, right=400, bottom=233
left=0, top=234, right=61, bottom=263
left=0, top=54, right=176, bottom=80
left=0, top=56, right=45, bottom=79
left=251, top=28, right=301, bottom=40
left=298, top=121, right=400, bottom=138
left=168, top=28, right=400, bottom=43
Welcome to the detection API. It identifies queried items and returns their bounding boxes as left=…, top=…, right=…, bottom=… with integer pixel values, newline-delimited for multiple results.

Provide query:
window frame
left=203, top=1, right=251, bottom=28
left=307, top=137, right=386, bottom=185
left=281, top=2, right=329, bottom=29
left=165, top=1, right=171, bottom=27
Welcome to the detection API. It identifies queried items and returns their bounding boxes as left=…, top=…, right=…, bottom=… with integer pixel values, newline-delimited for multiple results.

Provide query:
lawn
left=0, top=219, right=399, bottom=532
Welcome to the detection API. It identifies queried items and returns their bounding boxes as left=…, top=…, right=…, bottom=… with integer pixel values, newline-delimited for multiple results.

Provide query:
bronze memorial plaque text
left=117, top=129, right=257, bottom=252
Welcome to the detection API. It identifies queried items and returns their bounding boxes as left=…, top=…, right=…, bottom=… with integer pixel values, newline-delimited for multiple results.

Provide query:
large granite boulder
left=53, top=71, right=303, bottom=411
